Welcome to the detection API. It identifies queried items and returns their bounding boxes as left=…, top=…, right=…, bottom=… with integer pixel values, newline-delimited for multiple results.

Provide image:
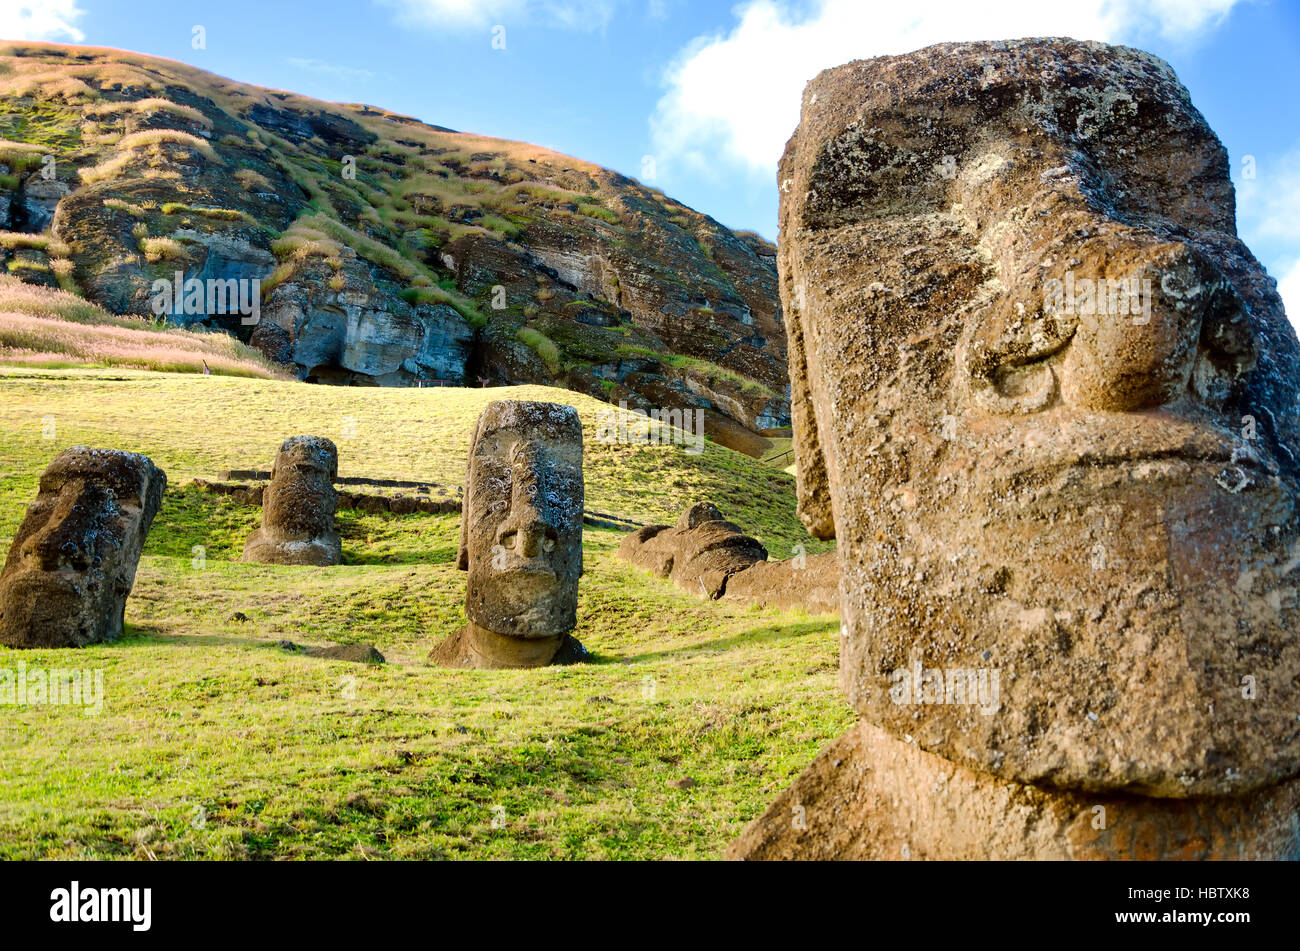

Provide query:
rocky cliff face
left=0, top=42, right=788, bottom=453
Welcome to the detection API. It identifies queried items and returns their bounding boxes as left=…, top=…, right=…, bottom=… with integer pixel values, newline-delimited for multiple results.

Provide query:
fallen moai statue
left=618, top=501, right=838, bottom=613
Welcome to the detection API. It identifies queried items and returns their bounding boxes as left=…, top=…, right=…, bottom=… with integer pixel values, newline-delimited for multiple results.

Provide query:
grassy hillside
left=0, top=41, right=788, bottom=448
left=0, top=370, right=843, bottom=859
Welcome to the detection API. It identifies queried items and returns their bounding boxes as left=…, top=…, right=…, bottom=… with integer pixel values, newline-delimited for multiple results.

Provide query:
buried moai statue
left=730, top=38, right=1300, bottom=860
left=240, top=436, right=342, bottom=567
left=429, top=400, right=587, bottom=669
left=619, top=500, right=839, bottom=613
left=0, top=447, right=166, bottom=648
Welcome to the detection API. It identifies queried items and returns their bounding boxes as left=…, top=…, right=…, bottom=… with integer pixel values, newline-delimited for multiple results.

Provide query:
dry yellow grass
left=0, top=232, right=70, bottom=255
left=0, top=276, right=286, bottom=377
left=116, top=128, right=218, bottom=160
left=86, top=96, right=211, bottom=128
left=139, top=236, right=189, bottom=263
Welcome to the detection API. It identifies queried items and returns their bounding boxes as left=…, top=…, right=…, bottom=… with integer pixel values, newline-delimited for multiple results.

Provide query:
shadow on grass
left=608, top=617, right=837, bottom=665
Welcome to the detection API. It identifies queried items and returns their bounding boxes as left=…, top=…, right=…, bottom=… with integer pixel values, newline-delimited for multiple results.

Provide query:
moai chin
left=430, top=400, right=587, bottom=669
left=0, top=447, right=166, bottom=648
left=240, top=435, right=342, bottom=566
left=731, top=38, right=1300, bottom=860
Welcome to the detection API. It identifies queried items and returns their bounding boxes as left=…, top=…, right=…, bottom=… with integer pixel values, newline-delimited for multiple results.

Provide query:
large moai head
left=0, top=447, right=166, bottom=648
left=780, top=39, right=1300, bottom=798
left=241, top=435, right=341, bottom=566
left=458, top=400, right=584, bottom=638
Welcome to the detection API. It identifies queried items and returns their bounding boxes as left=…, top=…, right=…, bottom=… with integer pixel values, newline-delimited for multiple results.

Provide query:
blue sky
left=5, top=0, right=1300, bottom=324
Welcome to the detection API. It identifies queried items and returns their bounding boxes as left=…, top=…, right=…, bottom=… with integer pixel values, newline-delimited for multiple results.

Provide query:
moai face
left=263, top=436, right=339, bottom=541
left=242, top=435, right=341, bottom=566
left=459, top=401, right=584, bottom=638
left=0, top=447, right=165, bottom=647
left=781, top=40, right=1300, bottom=797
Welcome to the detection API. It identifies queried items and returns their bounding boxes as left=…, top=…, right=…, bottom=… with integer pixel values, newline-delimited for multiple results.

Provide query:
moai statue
left=730, top=38, right=1300, bottom=860
left=618, top=500, right=840, bottom=613
left=618, top=501, right=768, bottom=598
left=240, top=436, right=342, bottom=566
left=0, top=447, right=166, bottom=648
left=430, top=400, right=587, bottom=668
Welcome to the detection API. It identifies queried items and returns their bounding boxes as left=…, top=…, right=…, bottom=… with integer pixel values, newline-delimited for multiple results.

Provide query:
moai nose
left=1056, top=242, right=1255, bottom=412
left=516, top=518, right=556, bottom=558
left=30, top=482, right=101, bottom=570
left=499, top=444, right=558, bottom=559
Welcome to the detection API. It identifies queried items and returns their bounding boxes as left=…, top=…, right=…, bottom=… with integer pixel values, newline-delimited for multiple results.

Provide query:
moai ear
left=456, top=408, right=489, bottom=571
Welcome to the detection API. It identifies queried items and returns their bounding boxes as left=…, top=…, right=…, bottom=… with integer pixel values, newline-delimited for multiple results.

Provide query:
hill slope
left=0, top=369, right=841, bottom=859
left=0, top=42, right=789, bottom=455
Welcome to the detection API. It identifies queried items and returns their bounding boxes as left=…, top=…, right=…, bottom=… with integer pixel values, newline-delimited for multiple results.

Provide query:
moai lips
left=0, top=447, right=166, bottom=648
left=735, top=38, right=1300, bottom=859
left=240, top=436, right=342, bottom=567
left=430, top=400, right=586, bottom=668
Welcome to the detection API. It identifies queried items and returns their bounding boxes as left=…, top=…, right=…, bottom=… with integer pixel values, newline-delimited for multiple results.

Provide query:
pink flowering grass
left=0, top=277, right=289, bottom=379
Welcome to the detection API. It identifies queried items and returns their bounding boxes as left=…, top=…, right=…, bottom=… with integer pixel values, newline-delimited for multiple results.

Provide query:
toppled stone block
left=619, top=501, right=767, bottom=598
left=619, top=501, right=838, bottom=612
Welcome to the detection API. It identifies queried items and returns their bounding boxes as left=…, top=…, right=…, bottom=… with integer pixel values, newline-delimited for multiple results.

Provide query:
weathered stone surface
left=303, top=642, right=385, bottom=664
left=429, top=619, right=588, bottom=669
left=728, top=721, right=1300, bottom=861
left=722, top=551, right=839, bottom=615
left=620, top=501, right=840, bottom=611
left=389, top=495, right=417, bottom=515
left=240, top=436, right=341, bottom=566
left=430, top=400, right=586, bottom=668
left=19, top=174, right=70, bottom=232
left=618, top=502, right=827, bottom=609
left=0, top=447, right=166, bottom=648
left=253, top=255, right=474, bottom=385
left=778, top=38, right=1300, bottom=799
left=618, top=502, right=767, bottom=598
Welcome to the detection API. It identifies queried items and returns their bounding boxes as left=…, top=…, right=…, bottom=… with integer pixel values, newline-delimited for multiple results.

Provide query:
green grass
left=577, top=203, right=621, bottom=226
left=614, top=345, right=782, bottom=400
left=516, top=326, right=562, bottom=374
left=398, top=286, right=488, bottom=329
left=160, top=203, right=254, bottom=224
left=0, top=370, right=842, bottom=859
left=0, top=100, right=81, bottom=152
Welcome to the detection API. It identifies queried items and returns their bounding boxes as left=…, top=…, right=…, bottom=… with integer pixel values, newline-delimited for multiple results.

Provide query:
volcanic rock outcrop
left=619, top=500, right=839, bottom=612
left=240, top=436, right=342, bottom=566
left=0, top=447, right=166, bottom=648
left=429, top=400, right=587, bottom=668
left=731, top=38, right=1300, bottom=860
left=0, top=42, right=789, bottom=453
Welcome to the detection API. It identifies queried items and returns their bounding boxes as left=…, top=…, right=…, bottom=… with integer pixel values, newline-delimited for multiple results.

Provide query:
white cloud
left=1237, top=150, right=1300, bottom=337
left=287, top=58, right=375, bottom=82
left=376, top=0, right=616, bottom=31
left=0, top=0, right=86, bottom=42
left=1237, top=152, right=1300, bottom=244
left=1276, top=258, right=1300, bottom=339
left=650, top=0, right=1241, bottom=180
